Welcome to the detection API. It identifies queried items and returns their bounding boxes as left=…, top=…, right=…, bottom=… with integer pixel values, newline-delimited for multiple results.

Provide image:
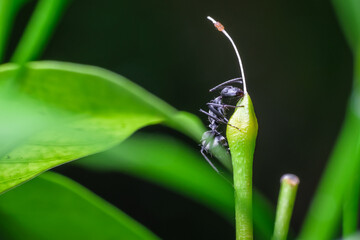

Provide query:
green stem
left=342, top=174, right=360, bottom=237
left=11, top=0, right=68, bottom=64
left=227, top=94, right=258, bottom=240
left=272, top=174, right=299, bottom=240
left=233, top=147, right=254, bottom=240
left=0, top=0, right=22, bottom=63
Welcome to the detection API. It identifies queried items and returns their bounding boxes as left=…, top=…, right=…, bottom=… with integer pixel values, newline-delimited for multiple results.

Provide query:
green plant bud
left=227, top=93, right=258, bottom=240
left=227, top=93, right=258, bottom=158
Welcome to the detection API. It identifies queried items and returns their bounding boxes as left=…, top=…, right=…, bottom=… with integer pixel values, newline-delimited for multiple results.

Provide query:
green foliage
left=79, top=133, right=234, bottom=218
left=0, top=61, right=182, bottom=193
left=0, top=172, right=159, bottom=240
left=0, top=0, right=273, bottom=239
left=79, top=133, right=275, bottom=240
left=299, top=107, right=360, bottom=239
left=3, top=0, right=360, bottom=239
left=299, top=1, right=360, bottom=239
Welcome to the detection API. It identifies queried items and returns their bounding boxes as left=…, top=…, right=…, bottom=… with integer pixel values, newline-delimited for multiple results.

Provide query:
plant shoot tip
left=207, top=16, right=216, bottom=23
left=281, top=174, right=300, bottom=186
left=207, top=16, right=224, bottom=32
left=206, top=16, right=247, bottom=93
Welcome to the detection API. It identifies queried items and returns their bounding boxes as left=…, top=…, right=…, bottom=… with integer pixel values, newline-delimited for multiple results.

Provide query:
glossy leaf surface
left=0, top=172, right=159, bottom=240
left=0, top=61, right=179, bottom=193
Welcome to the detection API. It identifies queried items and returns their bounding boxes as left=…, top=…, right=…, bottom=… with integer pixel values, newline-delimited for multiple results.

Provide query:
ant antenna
left=207, top=16, right=247, bottom=94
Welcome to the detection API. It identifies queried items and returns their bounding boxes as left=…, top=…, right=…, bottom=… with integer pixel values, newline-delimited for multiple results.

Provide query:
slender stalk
left=272, top=174, right=299, bottom=240
left=0, top=0, right=12, bottom=62
left=227, top=94, right=258, bottom=240
left=233, top=145, right=254, bottom=240
left=207, top=16, right=247, bottom=93
left=342, top=174, right=360, bottom=237
left=0, top=0, right=22, bottom=63
left=11, top=0, right=69, bottom=64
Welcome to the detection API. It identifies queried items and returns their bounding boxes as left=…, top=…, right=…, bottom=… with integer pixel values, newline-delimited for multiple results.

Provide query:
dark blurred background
left=6, top=0, right=353, bottom=239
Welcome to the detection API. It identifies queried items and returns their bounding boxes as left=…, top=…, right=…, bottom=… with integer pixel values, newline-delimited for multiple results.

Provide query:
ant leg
left=200, top=148, right=220, bottom=173
left=208, top=104, right=226, bottom=118
left=200, top=108, right=212, bottom=117
left=227, top=123, right=243, bottom=132
left=201, top=147, right=234, bottom=186
left=217, top=115, right=243, bottom=133
left=210, top=78, right=242, bottom=92
left=207, top=103, right=244, bottom=108
left=200, top=109, right=228, bottom=123
left=200, top=109, right=218, bottom=119
left=200, top=109, right=242, bottom=132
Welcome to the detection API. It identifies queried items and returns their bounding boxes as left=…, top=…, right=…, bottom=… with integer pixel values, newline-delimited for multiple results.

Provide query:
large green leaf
left=78, top=133, right=275, bottom=240
left=0, top=171, right=159, bottom=240
left=0, top=61, right=185, bottom=193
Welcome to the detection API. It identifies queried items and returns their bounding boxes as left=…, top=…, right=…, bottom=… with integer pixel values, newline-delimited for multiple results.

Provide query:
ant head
left=220, top=86, right=244, bottom=98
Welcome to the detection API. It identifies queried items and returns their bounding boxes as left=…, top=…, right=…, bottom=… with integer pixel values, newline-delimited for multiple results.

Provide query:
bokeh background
left=5, top=0, right=353, bottom=239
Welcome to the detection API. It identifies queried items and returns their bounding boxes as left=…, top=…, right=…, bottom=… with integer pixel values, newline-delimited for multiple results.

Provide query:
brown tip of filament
left=281, top=174, right=300, bottom=186
left=214, top=22, right=224, bottom=31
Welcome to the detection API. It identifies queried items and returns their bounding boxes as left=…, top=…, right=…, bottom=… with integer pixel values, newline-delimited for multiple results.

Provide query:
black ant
left=200, top=78, right=244, bottom=173
left=200, top=16, right=248, bottom=173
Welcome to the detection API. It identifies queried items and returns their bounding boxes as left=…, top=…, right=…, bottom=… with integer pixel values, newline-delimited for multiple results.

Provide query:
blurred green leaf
left=0, top=171, right=159, bottom=240
left=344, top=232, right=360, bottom=240
left=299, top=2, right=360, bottom=239
left=332, top=0, right=360, bottom=50
left=0, top=61, right=187, bottom=193
left=166, top=111, right=232, bottom=170
left=78, top=133, right=275, bottom=240
left=79, top=133, right=234, bottom=218
left=299, top=62, right=360, bottom=240
left=165, top=110, right=206, bottom=144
